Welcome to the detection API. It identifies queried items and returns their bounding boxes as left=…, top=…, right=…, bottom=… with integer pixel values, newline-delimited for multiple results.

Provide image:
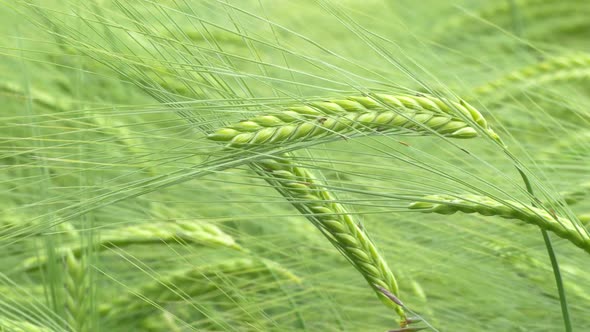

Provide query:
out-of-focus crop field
left=1, top=1, right=589, bottom=331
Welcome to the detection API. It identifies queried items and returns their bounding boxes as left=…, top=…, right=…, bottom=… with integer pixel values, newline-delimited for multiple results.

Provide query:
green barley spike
left=254, top=157, right=407, bottom=321
left=409, top=194, right=590, bottom=254
left=208, top=93, right=500, bottom=147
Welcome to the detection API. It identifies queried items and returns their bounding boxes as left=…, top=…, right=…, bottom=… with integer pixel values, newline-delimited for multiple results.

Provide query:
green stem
left=517, top=168, right=572, bottom=332
left=541, top=230, right=572, bottom=331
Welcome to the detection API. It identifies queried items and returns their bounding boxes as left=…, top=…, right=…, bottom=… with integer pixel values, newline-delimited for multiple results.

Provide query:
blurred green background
left=1, top=1, right=589, bottom=331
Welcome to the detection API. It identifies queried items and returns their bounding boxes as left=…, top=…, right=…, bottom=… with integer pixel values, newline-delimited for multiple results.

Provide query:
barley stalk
left=208, top=93, right=500, bottom=147
left=252, top=157, right=406, bottom=320
left=99, top=258, right=300, bottom=323
left=21, top=221, right=241, bottom=272
left=408, top=194, right=590, bottom=253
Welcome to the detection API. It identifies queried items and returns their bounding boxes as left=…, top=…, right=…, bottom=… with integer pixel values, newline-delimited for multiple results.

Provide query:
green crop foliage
left=0, top=1, right=588, bottom=331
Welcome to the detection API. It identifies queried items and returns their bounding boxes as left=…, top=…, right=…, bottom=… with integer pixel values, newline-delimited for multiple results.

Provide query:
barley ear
left=473, top=53, right=590, bottom=100
left=254, top=157, right=406, bottom=321
left=20, top=221, right=241, bottom=272
left=99, top=258, right=300, bottom=324
left=63, top=250, right=91, bottom=332
left=208, top=93, right=500, bottom=147
left=409, top=194, right=590, bottom=254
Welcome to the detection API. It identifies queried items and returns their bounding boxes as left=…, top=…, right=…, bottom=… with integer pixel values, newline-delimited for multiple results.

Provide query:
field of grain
left=1, top=1, right=589, bottom=331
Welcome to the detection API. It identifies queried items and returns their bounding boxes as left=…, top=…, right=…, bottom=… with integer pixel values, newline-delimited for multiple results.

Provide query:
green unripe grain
left=409, top=194, right=590, bottom=253
left=208, top=93, right=498, bottom=147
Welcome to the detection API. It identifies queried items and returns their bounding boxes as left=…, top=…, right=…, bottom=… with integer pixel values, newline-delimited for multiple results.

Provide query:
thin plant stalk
left=517, top=168, right=572, bottom=332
